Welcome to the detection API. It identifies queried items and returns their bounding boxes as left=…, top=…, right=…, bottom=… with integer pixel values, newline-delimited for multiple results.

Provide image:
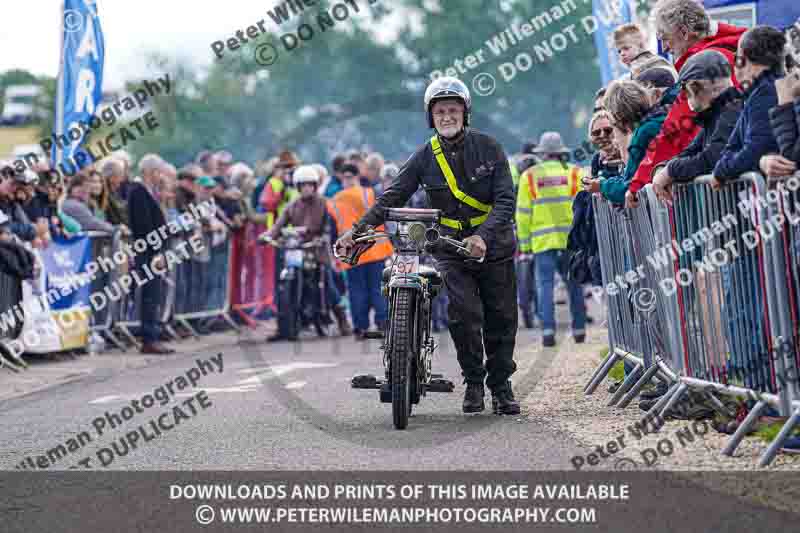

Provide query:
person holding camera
left=0, top=168, right=46, bottom=245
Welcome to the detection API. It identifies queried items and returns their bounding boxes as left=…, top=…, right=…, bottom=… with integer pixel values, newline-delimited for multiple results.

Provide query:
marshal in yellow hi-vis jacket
left=516, top=159, right=581, bottom=254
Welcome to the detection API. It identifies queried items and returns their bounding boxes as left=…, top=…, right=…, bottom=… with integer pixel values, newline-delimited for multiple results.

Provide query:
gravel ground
left=520, top=320, right=800, bottom=512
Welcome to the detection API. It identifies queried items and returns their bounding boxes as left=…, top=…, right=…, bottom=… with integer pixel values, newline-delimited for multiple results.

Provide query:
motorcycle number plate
left=392, top=255, right=419, bottom=276
left=286, top=249, right=304, bottom=267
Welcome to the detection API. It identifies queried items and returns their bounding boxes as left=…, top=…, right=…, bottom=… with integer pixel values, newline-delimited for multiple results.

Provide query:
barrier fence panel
left=588, top=173, right=800, bottom=467
left=85, top=230, right=127, bottom=351
left=672, top=175, right=775, bottom=395
left=173, top=233, right=239, bottom=336
left=585, top=194, right=659, bottom=396
left=229, top=222, right=276, bottom=328
left=112, top=233, right=180, bottom=347
left=766, top=171, right=800, bottom=410
left=586, top=188, right=681, bottom=402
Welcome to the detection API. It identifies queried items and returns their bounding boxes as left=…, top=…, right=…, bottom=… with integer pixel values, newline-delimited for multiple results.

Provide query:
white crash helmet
left=424, top=76, right=472, bottom=128
left=292, top=164, right=320, bottom=187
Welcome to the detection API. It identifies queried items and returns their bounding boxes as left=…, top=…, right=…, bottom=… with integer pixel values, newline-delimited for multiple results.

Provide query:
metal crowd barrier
left=84, top=230, right=127, bottom=351
left=229, top=222, right=276, bottom=327
left=172, top=232, right=239, bottom=337
left=584, top=187, right=677, bottom=407
left=112, top=233, right=179, bottom=348
left=586, top=173, right=800, bottom=466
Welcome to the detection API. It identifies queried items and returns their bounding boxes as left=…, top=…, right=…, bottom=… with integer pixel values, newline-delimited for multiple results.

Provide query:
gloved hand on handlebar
left=462, top=235, right=486, bottom=259
left=334, top=228, right=356, bottom=258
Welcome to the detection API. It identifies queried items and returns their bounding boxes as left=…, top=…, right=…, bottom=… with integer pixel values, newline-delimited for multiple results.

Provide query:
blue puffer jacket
left=713, top=70, right=779, bottom=180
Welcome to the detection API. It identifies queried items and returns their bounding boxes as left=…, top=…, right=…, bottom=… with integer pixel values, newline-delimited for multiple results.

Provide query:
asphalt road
left=0, top=323, right=588, bottom=470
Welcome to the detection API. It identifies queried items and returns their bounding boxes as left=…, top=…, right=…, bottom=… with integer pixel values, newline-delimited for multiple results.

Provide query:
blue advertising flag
left=42, top=235, right=93, bottom=310
left=52, top=0, right=105, bottom=177
left=592, top=0, right=634, bottom=85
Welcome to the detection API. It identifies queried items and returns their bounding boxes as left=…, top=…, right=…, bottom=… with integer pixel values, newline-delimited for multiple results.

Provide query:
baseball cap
left=635, top=66, right=678, bottom=89
left=678, top=50, right=732, bottom=85
left=195, top=176, right=217, bottom=188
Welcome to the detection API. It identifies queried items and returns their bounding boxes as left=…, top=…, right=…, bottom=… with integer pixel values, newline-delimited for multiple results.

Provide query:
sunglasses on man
left=591, top=127, right=613, bottom=137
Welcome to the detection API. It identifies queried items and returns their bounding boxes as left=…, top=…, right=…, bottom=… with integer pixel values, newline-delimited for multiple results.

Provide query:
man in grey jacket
left=61, top=175, right=114, bottom=233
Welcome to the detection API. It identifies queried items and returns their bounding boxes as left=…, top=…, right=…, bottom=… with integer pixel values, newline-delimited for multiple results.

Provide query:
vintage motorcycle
left=259, top=226, right=333, bottom=340
left=337, top=208, right=481, bottom=429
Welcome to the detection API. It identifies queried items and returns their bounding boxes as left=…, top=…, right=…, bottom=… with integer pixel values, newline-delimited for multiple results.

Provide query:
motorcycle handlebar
left=346, top=227, right=484, bottom=262
left=258, top=234, right=324, bottom=250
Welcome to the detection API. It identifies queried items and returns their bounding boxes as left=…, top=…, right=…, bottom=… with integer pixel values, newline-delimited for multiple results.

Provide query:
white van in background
left=1, top=85, right=46, bottom=125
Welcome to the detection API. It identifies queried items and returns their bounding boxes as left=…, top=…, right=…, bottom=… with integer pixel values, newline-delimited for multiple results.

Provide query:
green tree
left=132, top=0, right=602, bottom=168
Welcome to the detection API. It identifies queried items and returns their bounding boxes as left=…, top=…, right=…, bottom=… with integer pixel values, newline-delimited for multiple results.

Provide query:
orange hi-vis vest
left=328, top=185, right=393, bottom=268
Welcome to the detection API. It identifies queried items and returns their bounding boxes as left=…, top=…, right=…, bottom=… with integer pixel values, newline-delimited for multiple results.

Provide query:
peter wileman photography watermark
left=599, top=174, right=800, bottom=315
left=0, top=75, right=171, bottom=179
left=209, top=0, right=382, bottom=67
left=429, top=0, right=650, bottom=97
left=15, top=353, right=224, bottom=469
left=0, top=200, right=216, bottom=357
left=570, top=416, right=712, bottom=470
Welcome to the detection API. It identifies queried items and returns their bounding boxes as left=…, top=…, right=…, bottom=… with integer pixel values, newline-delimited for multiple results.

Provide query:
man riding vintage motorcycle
left=335, top=77, right=520, bottom=415
left=264, top=165, right=352, bottom=341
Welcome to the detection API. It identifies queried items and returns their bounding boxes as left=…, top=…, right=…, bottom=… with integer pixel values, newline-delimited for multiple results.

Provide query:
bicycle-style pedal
left=352, top=374, right=383, bottom=389
left=426, top=378, right=455, bottom=393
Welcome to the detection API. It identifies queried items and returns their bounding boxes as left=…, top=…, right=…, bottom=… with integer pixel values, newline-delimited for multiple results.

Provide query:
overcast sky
left=0, top=1, right=399, bottom=90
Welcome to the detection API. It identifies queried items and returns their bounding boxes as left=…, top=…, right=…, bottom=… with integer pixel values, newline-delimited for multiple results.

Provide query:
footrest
left=426, top=378, right=455, bottom=393
left=352, top=374, right=383, bottom=389
left=363, top=331, right=385, bottom=339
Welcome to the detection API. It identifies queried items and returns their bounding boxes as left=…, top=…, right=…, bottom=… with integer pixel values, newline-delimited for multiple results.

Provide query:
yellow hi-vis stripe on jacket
left=430, top=136, right=491, bottom=230
left=515, top=160, right=580, bottom=254
left=266, top=177, right=299, bottom=228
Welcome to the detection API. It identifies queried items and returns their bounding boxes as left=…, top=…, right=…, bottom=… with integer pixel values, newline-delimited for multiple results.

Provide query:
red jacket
left=629, top=23, right=746, bottom=194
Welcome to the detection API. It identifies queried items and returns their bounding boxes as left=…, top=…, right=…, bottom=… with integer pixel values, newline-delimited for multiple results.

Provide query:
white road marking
left=236, top=362, right=337, bottom=385
left=87, top=362, right=335, bottom=404
left=88, top=395, right=122, bottom=404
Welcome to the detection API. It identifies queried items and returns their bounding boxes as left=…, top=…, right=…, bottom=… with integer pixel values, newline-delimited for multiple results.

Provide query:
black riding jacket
left=359, top=128, right=517, bottom=262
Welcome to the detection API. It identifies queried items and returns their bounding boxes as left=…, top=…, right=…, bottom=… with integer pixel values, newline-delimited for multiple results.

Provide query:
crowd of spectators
left=566, top=0, right=800, bottom=425
left=0, top=140, right=420, bottom=349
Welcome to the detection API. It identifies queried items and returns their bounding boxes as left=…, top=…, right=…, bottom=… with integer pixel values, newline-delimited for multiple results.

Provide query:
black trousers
left=135, top=251, right=163, bottom=344
left=437, top=258, right=518, bottom=390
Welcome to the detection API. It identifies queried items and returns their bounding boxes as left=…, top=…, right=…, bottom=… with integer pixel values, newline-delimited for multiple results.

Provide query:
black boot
left=492, top=381, right=521, bottom=415
left=462, top=382, right=485, bottom=413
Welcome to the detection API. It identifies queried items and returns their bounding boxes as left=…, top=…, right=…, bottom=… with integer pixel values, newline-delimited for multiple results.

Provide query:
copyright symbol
left=255, top=43, right=279, bottom=66
left=64, top=9, right=85, bottom=32
left=472, top=73, right=496, bottom=97
left=614, top=457, right=639, bottom=470
left=632, top=287, right=656, bottom=312
left=196, top=505, right=215, bottom=525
